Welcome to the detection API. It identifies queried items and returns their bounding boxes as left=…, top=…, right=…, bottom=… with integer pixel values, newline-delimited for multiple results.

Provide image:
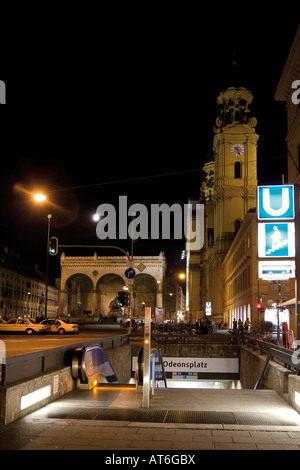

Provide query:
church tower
left=212, top=86, right=258, bottom=257
left=188, top=84, right=259, bottom=322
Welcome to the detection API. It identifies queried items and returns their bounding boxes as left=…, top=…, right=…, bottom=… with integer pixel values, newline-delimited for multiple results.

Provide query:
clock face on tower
left=231, top=143, right=245, bottom=156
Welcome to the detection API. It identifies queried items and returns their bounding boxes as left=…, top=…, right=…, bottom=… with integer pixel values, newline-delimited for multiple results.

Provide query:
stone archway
left=59, top=252, right=167, bottom=318
left=132, top=274, right=158, bottom=317
left=97, top=274, right=125, bottom=317
left=64, top=274, right=93, bottom=316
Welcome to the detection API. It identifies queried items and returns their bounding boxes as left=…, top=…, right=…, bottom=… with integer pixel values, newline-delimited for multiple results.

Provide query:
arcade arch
left=59, top=253, right=167, bottom=318
left=96, top=274, right=125, bottom=317
left=64, top=274, right=93, bottom=316
left=132, top=274, right=158, bottom=317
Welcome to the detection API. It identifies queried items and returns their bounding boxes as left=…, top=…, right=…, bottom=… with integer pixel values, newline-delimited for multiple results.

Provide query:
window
left=234, top=161, right=242, bottom=178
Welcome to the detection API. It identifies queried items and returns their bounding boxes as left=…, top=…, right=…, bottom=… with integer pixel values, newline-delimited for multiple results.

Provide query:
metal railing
left=254, top=346, right=300, bottom=389
left=152, top=332, right=231, bottom=345
left=229, top=331, right=300, bottom=386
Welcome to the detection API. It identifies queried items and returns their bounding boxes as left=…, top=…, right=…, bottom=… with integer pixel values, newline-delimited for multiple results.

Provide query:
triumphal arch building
left=59, top=251, right=166, bottom=318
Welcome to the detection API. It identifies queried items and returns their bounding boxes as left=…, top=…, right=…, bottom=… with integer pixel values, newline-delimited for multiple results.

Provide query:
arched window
left=234, top=161, right=242, bottom=178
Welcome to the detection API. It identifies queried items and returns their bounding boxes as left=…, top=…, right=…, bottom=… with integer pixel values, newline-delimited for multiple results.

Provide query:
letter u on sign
left=258, top=185, right=294, bottom=220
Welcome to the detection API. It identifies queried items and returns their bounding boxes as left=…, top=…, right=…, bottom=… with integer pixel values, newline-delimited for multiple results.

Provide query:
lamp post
left=44, top=213, right=52, bottom=318
left=33, top=192, right=51, bottom=319
left=128, top=212, right=136, bottom=335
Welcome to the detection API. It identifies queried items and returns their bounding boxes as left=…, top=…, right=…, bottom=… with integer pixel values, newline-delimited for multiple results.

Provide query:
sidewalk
left=1, top=415, right=300, bottom=450
left=1, top=387, right=300, bottom=450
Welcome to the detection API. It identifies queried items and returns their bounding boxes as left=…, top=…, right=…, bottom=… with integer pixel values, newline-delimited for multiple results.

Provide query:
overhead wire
left=48, top=154, right=286, bottom=193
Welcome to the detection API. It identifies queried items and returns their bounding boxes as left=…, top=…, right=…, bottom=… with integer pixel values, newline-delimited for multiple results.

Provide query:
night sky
left=0, top=20, right=299, bottom=280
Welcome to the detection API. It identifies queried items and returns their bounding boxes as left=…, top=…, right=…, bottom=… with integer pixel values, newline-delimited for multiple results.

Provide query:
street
left=0, top=324, right=129, bottom=357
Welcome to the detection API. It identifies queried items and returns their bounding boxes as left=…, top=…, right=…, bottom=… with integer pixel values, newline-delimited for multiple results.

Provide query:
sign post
left=257, top=185, right=296, bottom=338
left=124, top=268, right=135, bottom=334
left=142, top=307, right=151, bottom=408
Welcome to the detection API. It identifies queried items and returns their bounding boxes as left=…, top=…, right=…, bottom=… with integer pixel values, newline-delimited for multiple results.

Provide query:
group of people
left=195, top=317, right=212, bottom=335
left=232, top=317, right=250, bottom=331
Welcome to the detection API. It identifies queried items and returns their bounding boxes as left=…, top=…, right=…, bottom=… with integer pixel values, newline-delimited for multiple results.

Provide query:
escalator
left=136, top=347, right=167, bottom=389
left=72, top=345, right=119, bottom=388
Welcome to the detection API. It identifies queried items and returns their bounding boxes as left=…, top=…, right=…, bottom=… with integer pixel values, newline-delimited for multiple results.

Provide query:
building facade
left=0, top=248, right=59, bottom=320
left=273, top=25, right=300, bottom=334
left=59, top=251, right=167, bottom=319
left=275, top=25, right=300, bottom=185
left=222, top=210, right=295, bottom=331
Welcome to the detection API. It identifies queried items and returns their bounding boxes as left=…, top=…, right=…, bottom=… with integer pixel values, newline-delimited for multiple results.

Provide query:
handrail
left=230, top=331, right=300, bottom=379
left=150, top=348, right=168, bottom=388
left=254, top=346, right=300, bottom=389
left=135, top=347, right=167, bottom=389
left=229, top=331, right=300, bottom=387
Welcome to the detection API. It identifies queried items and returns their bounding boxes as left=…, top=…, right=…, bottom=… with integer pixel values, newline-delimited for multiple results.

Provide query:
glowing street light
left=93, top=213, right=100, bottom=222
left=179, top=273, right=186, bottom=280
left=33, top=193, right=47, bottom=202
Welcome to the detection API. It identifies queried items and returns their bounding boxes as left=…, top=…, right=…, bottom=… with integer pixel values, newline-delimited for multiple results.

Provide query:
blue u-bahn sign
left=257, top=185, right=296, bottom=280
left=258, top=185, right=294, bottom=220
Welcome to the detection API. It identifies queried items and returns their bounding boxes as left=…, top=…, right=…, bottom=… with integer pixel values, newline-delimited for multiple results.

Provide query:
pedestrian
left=202, top=316, right=208, bottom=335
left=244, top=317, right=250, bottom=331
left=233, top=318, right=237, bottom=330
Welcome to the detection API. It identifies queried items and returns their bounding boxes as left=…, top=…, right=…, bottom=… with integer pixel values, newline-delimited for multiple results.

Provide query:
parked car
left=0, top=318, right=49, bottom=335
left=39, top=318, right=79, bottom=335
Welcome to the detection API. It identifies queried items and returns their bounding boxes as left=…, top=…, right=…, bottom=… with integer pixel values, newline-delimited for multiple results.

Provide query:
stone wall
left=288, top=375, right=300, bottom=413
left=105, top=344, right=132, bottom=384
left=0, top=366, right=74, bottom=425
left=240, top=345, right=300, bottom=414
left=240, top=346, right=290, bottom=395
left=0, top=344, right=132, bottom=425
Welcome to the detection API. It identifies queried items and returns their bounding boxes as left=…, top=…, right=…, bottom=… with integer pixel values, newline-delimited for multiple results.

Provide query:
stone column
left=60, top=289, right=68, bottom=316
left=92, top=289, right=98, bottom=316
left=156, top=281, right=163, bottom=310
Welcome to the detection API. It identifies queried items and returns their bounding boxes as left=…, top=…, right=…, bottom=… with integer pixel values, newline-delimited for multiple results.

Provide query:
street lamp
left=31, top=192, right=54, bottom=319
left=45, top=214, right=52, bottom=318
left=92, top=213, right=100, bottom=222
left=33, top=193, right=47, bottom=203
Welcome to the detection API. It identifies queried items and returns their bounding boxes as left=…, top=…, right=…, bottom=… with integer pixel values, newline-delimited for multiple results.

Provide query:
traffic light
left=123, top=291, right=129, bottom=307
left=117, top=291, right=123, bottom=306
left=257, top=303, right=265, bottom=314
left=117, top=291, right=130, bottom=307
left=49, top=236, right=58, bottom=256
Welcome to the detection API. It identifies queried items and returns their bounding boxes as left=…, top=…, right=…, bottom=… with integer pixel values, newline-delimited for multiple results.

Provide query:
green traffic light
left=49, top=236, right=58, bottom=256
